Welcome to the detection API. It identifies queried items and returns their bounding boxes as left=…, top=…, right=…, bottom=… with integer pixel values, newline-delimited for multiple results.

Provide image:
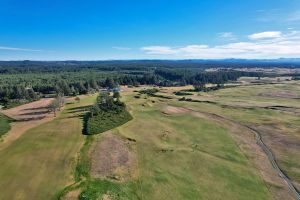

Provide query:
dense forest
left=0, top=60, right=297, bottom=108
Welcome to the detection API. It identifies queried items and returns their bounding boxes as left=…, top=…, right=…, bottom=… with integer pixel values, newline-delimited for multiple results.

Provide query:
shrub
left=174, top=91, right=193, bottom=96
left=84, top=110, right=132, bottom=135
left=138, top=88, right=159, bottom=96
left=83, top=93, right=132, bottom=135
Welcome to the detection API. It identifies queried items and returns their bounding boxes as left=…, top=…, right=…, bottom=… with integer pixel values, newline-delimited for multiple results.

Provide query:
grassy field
left=172, top=81, right=300, bottom=192
left=69, top=82, right=299, bottom=199
left=1, top=81, right=299, bottom=199
left=0, top=95, right=97, bottom=200
left=118, top=92, right=272, bottom=200
left=59, top=88, right=273, bottom=200
left=0, top=114, right=12, bottom=137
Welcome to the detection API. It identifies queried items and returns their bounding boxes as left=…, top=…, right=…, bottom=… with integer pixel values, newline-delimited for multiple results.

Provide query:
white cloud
left=141, top=31, right=300, bottom=59
left=0, top=46, right=42, bottom=52
left=140, top=46, right=178, bottom=55
left=248, top=31, right=282, bottom=39
left=112, top=46, right=131, bottom=50
left=218, top=32, right=235, bottom=39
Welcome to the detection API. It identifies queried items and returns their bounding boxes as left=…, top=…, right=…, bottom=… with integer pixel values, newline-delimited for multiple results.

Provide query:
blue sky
left=1, top=0, right=300, bottom=60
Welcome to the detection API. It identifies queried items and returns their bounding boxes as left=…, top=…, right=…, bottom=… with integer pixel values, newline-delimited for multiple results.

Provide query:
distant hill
left=0, top=59, right=300, bottom=69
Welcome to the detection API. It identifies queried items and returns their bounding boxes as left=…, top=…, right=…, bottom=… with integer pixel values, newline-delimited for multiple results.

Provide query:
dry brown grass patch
left=259, top=91, right=299, bottom=99
left=90, top=132, right=137, bottom=182
left=1, top=98, right=53, bottom=121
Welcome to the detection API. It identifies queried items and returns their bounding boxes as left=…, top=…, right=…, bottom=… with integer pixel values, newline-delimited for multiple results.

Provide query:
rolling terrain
left=0, top=80, right=299, bottom=200
left=0, top=95, right=97, bottom=200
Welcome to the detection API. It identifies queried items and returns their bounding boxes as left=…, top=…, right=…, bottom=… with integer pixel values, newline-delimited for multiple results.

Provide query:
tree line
left=0, top=63, right=264, bottom=108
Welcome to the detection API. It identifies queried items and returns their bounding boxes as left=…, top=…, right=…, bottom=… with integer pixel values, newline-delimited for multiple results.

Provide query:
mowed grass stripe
left=0, top=95, right=97, bottom=200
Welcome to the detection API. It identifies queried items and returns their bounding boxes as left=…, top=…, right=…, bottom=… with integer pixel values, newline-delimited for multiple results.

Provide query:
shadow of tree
left=19, top=110, right=50, bottom=116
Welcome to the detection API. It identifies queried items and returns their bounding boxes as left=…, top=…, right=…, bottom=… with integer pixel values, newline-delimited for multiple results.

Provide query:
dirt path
left=246, top=125, right=300, bottom=200
left=189, top=108, right=300, bottom=200
left=165, top=105, right=300, bottom=200
left=0, top=98, right=55, bottom=150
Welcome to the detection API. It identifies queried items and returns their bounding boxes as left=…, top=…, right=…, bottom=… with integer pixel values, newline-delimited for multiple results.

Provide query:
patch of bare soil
left=91, top=133, right=137, bottom=182
left=259, top=91, right=300, bottom=99
left=162, top=106, right=190, bottom=115
left=164, top=105, right=296, bottom=200
left=1, top=98, right=53, bottom=121
left=62, top=189, right=81, bottom=200
left=0, top=98, right=55, bottom=150
left=102, top=193, right=112, bottom=200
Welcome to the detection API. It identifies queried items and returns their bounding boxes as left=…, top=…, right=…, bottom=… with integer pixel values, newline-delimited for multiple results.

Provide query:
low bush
left=174, top=91, right=193, bottom=96
left=0, top=114, right=13, bottom=137
left=138, top=88, right=159, bottom=95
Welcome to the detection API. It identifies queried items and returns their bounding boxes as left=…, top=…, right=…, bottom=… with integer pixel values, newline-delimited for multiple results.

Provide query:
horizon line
left=1, top=58, right=300, bottom=62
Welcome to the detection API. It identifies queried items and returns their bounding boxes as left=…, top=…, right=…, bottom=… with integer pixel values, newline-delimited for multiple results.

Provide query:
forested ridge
left=0, top=60, right=289, bottom=108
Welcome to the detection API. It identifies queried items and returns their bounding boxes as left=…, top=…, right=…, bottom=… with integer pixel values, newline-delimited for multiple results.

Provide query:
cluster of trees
left=193, top=83, right=225, bottom=92
left=138, top=88, right=159, bottom=96
left=1, top=60, right=299, bottom=73
left=155, top=68, right=262, bottom=86
left=0, top=61, right=269, bottom=108
left=292, top=76, right=300, bottom=80
left=0, top=76, right=119, bottom=108
left=83, top=92, right=132, bottom=135
left=48, top=95, right=65, bottom=117
left=0, top=86, right=38, bottom=100
left=174, top=91, right=193, bottom=96
left=0, top=86, right=39, bottom=108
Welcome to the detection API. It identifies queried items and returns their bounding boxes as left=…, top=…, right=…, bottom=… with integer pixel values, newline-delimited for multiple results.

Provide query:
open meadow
left=0, top=81, right=299, bottom=200
left=0, top=95, right=97, bottom=200
left=2, top=1, right=300, bottom=199
left=60, top=81, right=300, bottom=200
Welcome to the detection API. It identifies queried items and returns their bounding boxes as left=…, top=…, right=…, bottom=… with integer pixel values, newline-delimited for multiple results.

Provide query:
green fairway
left=76, top=82, right=299, bottom=199
left=173, top=82, right=300, bottom=191
left=0, top=95, right=97, bottom=200
left=0, top=114, right=12, bottom=137
left=61, top=90, right=272, bottom=200
left=1, top=82, right=299, bottom=200
left=116, top=93, right=272, bottom=200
